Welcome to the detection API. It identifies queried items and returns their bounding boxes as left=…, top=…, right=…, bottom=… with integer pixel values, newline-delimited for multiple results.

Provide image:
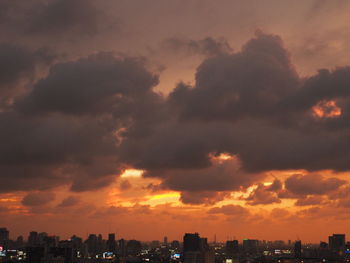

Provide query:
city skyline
left=2, top=227, right=350, bottom=262
left=3, top=0, right=350, bottom=246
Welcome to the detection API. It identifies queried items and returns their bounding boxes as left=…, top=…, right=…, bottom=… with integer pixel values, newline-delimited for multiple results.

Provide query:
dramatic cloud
left=4, top=0, right=350, bottom=241
left=4, top=28, right=350, bottom=208
left=57, top=196, right=80, bottom=208
left=294, top=196, right=326, bottom=206
left=22, top=192, right=56, bottom=207
left=0, top=112, right=119, bottom=192
left=0, top=0, right=116, bottom=42
left=169, top=31, right=299, bottom=122
left=0, top=43, right=54, bottom=105
left=208, top=204, right=250, bottom=216
left=162, top=37, right=233, bottom=57
left=180, top=191, right=231, bottom=205
left=285, top=174, right=347, bottom=195
left=16, top=52, right=159, bottom=115
left=244, top=183, right=281, bottom=206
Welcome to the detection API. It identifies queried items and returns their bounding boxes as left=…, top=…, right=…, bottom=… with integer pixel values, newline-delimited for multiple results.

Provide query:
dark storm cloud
left=208, top=205, right=249, bottom=216
left=0, top=43, right=54, bottom=102
left=162, top=37, right=233, bottom=57
left=294, top=196, right=326, bottom=206
left=146, top=157, right=265, bottom=196
left=180, top=191, right=230, bottom=205
left=244, top=183, right=281, bottom=206
left=285, top=174, right=347, bottom=195
left=27, top=0, right=100, bottom=36
left=0, top=50, right=162, bottom=193
left=16, top=52, right=159, bottom=115
left=4, top=29, right=350, bottom=205
left=169, top=31, right=300, bottom=122
left=0, top=0, right=114, bottom=42
left=0, top=111, right=120, bottom=192
left=119, top=180, right=132, bottom=191
left=115, top=32, right=350, bottom=203
left=266, top=179, right=283, bottom=191
left=57, top=196, right=80, bottom=208
left=22, top=191, right=56, bottom=207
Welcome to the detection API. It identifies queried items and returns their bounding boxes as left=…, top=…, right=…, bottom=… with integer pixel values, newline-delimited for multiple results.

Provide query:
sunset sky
left=2, top=0, right=350, bottom=243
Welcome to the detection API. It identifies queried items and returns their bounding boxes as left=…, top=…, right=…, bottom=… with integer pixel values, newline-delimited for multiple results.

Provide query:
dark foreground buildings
left=0, top=227, right=350, bottom=263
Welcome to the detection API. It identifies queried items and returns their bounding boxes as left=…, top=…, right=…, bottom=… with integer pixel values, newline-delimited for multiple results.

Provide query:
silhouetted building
left=243, top=239, right=259, bottom=254
left=15, top=235, right=24, bottom=248
left=107, top=233, right=116, bottom=253
left=329, top=234, right=345, bottom=253
left=226, top=240, right=239, bottom=254
left=38, top=232, right=48, bottom=245
left=183, top=233, right=214, bottom=263
left=184, top=233, right=201, bottom=252
left=294, top=240, right=302, bottom=259
left=126, top=240, right=142, bottom=256
left=320, top=241, right=328, bottom=249
left=28, top=231, right=38, bottom=246
left=171, top=240, right=180, bottom=250
left=26, top=246, right=45, bottom=263
left=151, top=240, right=160, bottom=249
left=85, top=234, right=98, bottom=255
left=119, top=238, right=126, bottom=257
left=0, top=227, right=9, bottom=247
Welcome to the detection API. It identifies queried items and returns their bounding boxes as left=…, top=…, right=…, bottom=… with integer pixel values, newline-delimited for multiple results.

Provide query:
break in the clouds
left=2, top=0, right=350, bottom=211
left=3, top=31, right=350, bottom=205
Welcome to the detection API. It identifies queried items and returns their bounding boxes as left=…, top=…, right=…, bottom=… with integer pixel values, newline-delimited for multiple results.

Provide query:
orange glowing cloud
left=312, top=100, right=342, bottom=119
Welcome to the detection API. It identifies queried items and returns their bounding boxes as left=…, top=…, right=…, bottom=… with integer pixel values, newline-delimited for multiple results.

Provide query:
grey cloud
left=266, top=179, right=283, bottom=191
left=22, top=191, right=56, bottom=207
left=0, top=0, right=116, bottom=42
left=119, top=180, right=132, bottom=191
left=285, top=174, right=347, bottom=195
left=244, top=183, right=281, bottom=206
left=0, top=43, right=54, bottom=106
left=16, top=52, right=159, bottom=115
left=0, top=109, right=119, bottom=193
left=162, top=37, right=232, bottom=57
left=294, top=196, right=326, bottom=206
left=57, top=196, right=80, bottom=208
left=169, top=32, right=300, bottom=122
left=208, top=204, right=249, bottom=216
left=3, top=31, right=350, bottom=206
left=180, top=191, right=231, bottom=205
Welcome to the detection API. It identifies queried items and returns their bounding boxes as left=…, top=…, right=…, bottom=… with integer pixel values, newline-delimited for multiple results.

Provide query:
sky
left=2, top=0, right=350, bottom=243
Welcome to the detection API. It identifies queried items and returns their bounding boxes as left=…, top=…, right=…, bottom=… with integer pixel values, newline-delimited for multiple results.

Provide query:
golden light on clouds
left=142, top=192, right=181, bottom=206
left=120, top=169, right=144, bottom=178
left=312, top=100, right=342, bottom=119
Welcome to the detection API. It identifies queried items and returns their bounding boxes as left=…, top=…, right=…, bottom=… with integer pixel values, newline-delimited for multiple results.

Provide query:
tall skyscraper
left=183, top=233, right=214, bottom=263
left=243, top=239, right=259, bottom=255
left=0, top=228, right=9, bottom=244
left=28, top=231, right=38, bottom=247
left=0, top=228, right=9, bottom=249
left=329, top=234, right=345, bottom=253
left=226, top=240, right=239, bottom=254
left=85, top=234, right=98, bottom=255
left=106, top=233, right=116, bottom=253
left=184, top=233, right=201, bottom=253
left=294, top=240, right=302, bottom=259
